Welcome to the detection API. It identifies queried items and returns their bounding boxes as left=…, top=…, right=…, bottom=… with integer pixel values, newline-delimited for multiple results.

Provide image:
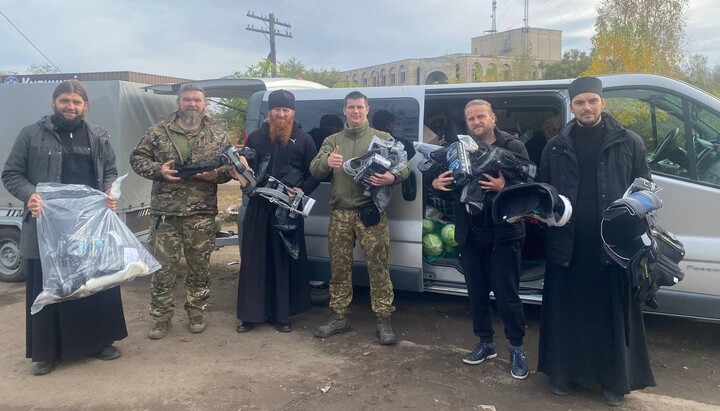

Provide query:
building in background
left=1, top=71, right=190, bottom=85
left=341, top=28, right=561, bottom=86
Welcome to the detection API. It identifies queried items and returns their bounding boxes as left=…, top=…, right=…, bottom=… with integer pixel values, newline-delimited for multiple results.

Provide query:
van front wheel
left=0, top=228, right=25, bottom=283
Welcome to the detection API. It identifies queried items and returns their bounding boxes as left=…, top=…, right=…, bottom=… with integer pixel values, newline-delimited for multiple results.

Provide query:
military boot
left=148, top=319, right=171, bottom=340
left=189, top=316, right=206, bottom=334
left=376, top=314, right=397, bottom=345
left=314, top=312, right=350, bottom=338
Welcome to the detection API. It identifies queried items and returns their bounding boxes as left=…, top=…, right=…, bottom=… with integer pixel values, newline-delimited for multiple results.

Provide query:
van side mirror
left=402, top=171, right=417, bottom=201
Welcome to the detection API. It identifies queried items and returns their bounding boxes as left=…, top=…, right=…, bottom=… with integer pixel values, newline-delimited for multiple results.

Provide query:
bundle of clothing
left=342, top=136, right=409, bottom=212
left=416, top=136, right=537, bottom=214
left=33, top=176, right=161, bottom=314
left=600, top=177, right=685, bottom=309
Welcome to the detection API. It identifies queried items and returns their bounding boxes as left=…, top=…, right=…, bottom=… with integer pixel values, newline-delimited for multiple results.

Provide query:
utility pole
left=246, top=11, right=292, bottom=77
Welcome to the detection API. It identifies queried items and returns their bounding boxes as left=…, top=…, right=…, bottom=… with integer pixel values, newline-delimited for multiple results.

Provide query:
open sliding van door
left=419, top=81, right=570, bottom=302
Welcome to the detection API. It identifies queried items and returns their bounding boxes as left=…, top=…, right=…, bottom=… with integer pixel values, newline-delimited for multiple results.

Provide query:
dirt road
left=1, top=181, right=719, bottom=410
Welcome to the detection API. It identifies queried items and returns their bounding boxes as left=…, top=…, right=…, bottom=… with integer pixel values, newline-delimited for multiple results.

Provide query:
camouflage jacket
left=129, top=112, right=231, bottom=216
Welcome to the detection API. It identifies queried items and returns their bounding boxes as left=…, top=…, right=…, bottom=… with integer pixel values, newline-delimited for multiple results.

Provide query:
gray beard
left=471, top=128, right=492, bottom=143
left=179, top=111, right=202, bottom=128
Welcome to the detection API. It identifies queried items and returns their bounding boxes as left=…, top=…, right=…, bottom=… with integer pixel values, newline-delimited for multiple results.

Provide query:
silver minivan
left=153, top=74, right=720, bottom=322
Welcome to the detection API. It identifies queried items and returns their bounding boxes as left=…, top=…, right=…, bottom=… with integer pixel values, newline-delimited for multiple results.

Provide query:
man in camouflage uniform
left=310, top=91, right=409, bottom=345
left=130, top=83, right=231, bottom=339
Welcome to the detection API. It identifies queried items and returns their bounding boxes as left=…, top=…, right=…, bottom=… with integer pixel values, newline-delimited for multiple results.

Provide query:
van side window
left=604, top=89, right=720, bottom=188
left=265, top=98, right=421, bottom=146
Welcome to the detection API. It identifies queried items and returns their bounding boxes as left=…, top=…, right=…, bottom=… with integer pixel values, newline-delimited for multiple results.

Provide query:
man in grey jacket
left=2, top=80, right=127, bottom=376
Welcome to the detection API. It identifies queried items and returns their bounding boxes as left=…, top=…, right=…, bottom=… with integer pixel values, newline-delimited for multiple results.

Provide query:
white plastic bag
left=32, top=175, right=160, bottom=314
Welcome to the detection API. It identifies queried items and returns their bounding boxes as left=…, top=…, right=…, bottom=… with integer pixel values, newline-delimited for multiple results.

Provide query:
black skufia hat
left=268, top=89, right=295, bottom=110
left=569, top=76, right=603, bottom=101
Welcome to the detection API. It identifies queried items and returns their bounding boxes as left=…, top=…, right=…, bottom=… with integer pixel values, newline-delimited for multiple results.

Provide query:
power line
left=0, top=9, right=61, bottom=72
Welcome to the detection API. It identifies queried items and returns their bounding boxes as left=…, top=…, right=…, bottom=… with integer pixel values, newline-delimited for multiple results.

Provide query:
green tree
left=511, top=42, right=536, bottom=81
left=217, top=58, right=349, bottom=143
left=27, top=63, right=59, bottom=74
left=443, top=54, right=466, bottom=84
left=682, top=54, right=720, bottom=97
left=588, top=0, right=688, bottom=76
left=540, top=49, right=592, bottom=79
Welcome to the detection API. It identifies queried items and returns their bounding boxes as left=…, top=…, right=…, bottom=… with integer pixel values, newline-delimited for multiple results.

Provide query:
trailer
left=0, top=80, right=177, bottom=282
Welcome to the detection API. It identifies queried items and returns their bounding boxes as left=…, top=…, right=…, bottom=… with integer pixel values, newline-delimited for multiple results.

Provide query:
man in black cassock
left=537, top=77, right=656, bottom=406
left=234, top=89, right=319, bottom=333
left=2, top=80, right=127, bottom=376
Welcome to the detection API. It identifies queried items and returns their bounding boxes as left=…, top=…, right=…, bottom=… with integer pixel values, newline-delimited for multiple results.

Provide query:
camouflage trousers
left=328, top=208, right=395, bottom=316
left=148, top=214, right=216, bottom=320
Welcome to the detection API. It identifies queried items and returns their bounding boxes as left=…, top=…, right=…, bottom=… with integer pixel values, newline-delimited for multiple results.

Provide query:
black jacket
left=453, top=128, right=529, bottom=246
left=2, top=116, right=117, bottom=258
left=538, top=113, right=651, bottom=267
left=246, top=120, right=320, bottom=196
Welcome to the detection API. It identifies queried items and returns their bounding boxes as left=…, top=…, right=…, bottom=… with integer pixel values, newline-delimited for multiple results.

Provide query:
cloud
left=1, top=0, right=718, bottom=79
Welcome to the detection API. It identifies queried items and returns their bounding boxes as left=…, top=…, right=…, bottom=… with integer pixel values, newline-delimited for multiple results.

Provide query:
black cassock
left=26, top=260, right=127, bottom=361
left=236, top=122, right=319, bottom=324
left=538, top=125, right=655, bottom=394
left=25, top=122, right=127, bottom=362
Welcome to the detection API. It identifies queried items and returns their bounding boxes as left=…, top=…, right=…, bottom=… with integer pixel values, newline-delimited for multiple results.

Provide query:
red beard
left=268, top=115, right=293, bottom=146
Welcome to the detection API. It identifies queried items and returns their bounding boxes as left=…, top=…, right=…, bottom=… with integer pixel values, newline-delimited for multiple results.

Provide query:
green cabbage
left=440, top=223, right=458, bottom=247
left=422, top=233, right=444, bottom=257
left=444, top=243, right=459, bottom=257
left=422, top=218, right=436, bottom=235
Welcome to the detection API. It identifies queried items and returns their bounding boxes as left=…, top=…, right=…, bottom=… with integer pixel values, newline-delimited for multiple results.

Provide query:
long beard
left=179, top=110, right=203, bottom=128
left=471, top=126, right=492, bottom=143
left=52, top=109, right=84, bottom=129
left=268, top=117, right=293, bottom=146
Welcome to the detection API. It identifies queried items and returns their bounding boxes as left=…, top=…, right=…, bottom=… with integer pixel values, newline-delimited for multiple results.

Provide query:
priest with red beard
left=234, top=89, right=320, bottom=333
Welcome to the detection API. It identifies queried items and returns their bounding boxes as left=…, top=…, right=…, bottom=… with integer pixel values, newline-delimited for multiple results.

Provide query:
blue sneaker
left=463, top=342, right=497, bottom=365
left=509, top=346, right=529, bottom=379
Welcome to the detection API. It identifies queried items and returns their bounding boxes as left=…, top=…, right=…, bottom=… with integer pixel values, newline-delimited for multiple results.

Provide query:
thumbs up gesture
left=327, top=145, right=343, bottom=168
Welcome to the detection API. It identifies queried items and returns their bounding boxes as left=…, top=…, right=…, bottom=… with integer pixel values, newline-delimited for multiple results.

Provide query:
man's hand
left=479, top=170, right=505, bottom=192
left=228, top=156, right=252, bottom=188
left=161, top=160, right=181, bottom=182
left=193, top=169, right=219, bottom=181
left=432, top=170, right=453, bottom=192
left=104, top=190, right=117, bottom=211
left=27, top=193, right=42, bottom=218
left=287, top=187, right=303, bottom=201
left=370, top=171, right=395, bottom=186
left=327, top=145, right=343, bottom=168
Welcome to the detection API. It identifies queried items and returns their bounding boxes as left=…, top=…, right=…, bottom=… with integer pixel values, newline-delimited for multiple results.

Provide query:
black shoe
left=274, top=322, right=293, bottom=333
left=93, top=345, right=122, bottom=361
left=551, top=383, right=574, bottom=396
left=602, top=389, right=625, bottom=407
left=32, top=360, right=57, bottom=376
left=236, top=321, right=254, bottom=333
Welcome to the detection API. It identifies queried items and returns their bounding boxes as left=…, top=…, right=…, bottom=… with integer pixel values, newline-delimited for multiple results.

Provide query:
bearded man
left=430, top=99, right=530, bottom=379
left=130, top=83, right=231, bottom=339
left=234, top=89, right=319, bottom=333
left=537, top=77, right=654, bottom=407
left=3, top=80, right=126, bottom=375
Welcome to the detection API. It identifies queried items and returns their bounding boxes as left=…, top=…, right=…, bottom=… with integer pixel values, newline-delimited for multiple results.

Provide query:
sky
left=1, top=0, right=718, bottom=80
